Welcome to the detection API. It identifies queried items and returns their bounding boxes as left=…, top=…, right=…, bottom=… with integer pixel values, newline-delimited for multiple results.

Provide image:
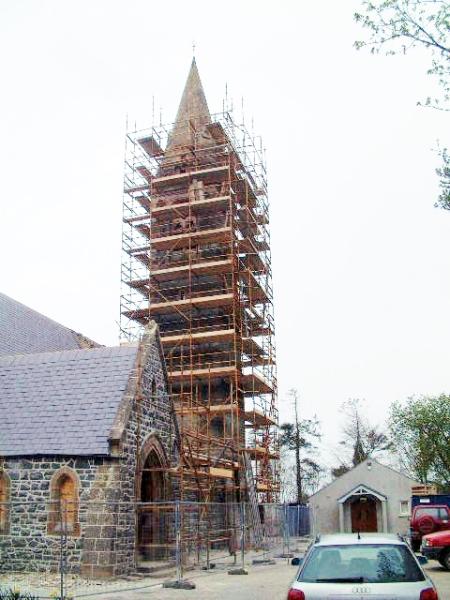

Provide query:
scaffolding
left=120, top=87, right=279, bottom=519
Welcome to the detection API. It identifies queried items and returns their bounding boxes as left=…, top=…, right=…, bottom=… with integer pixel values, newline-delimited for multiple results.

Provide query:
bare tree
left=332, top=399, right=392, bottom=477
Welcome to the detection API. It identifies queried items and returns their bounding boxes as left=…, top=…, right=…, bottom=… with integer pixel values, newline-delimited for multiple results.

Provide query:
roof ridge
left=0, top=291, right=100, bottom=356
left=0, top=344, right=137, bottom=364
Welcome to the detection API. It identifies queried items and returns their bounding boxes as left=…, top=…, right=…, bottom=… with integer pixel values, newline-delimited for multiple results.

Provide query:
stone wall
left=0, top=455, right=111, bottom=573
left=0, top=328, right=177, bottom=579
left=81, top=329, right=177, bottom=578
left=116, top=330, right=177, bottom=572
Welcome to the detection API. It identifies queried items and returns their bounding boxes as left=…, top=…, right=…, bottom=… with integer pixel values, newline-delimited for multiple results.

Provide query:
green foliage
left=279, top=419, right=320, bottom=452
left=354, top=0, right=450, bottom=108
left=390, top=394, right=450, bottom=486
left=0, top=589, right=40, bottom=600
left=279, top=389, right=323, bottom=501
left=435, top=146, right=450, bottom=208
left=331, top=464, right=351, bottom=478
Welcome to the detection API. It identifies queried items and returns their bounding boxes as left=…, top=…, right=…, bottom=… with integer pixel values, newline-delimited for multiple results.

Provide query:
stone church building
left=0, top=292, right=177, bottom=578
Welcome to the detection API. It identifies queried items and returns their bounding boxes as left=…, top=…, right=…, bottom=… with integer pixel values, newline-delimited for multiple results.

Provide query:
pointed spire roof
left=164, top=59, right=212, bottom=155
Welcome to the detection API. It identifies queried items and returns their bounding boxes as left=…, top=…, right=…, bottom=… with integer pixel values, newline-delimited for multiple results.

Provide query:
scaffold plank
left=152, top=165, right=228, bottom=186
left=161, top=328, right=235, bottom=347
left=152, top=258, right=233, bottom=282
left=152, top=195, right=230, bottom=218
left=150, top=226, right=232, bottom=250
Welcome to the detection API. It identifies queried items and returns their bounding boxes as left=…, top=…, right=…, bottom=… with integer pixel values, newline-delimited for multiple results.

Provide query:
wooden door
left=351, top=498, right=377, bottom=532
left=139, top=451, right=164, bottom=559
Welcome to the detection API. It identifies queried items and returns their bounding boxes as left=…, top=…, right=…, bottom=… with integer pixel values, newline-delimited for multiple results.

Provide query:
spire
left=165, top=59, right=211, bottom=155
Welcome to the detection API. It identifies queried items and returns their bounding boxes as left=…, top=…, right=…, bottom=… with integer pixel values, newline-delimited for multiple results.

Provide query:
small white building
left=310, top=459, right=420, bottom=536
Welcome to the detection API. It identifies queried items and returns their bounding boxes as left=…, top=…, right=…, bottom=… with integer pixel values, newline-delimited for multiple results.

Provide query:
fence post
left=286, top=504, right=291, bottom=556
left=59, top=499, right=67, bottom=600
left=227, top=501, right=248, bottom=576
left=241, top=502, right=246, bottom=569
left=206, top=522, right=210, bottom=571
left=163, top=501, right=196, bottom=590
left=175, top=500, right=182, bottom=582
left=280, top=503, right=291, bottom=559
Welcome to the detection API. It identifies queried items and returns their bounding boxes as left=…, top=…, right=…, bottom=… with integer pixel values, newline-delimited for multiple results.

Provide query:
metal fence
left=284, top=505, right=310, bottom=537
left=0, top=500, right=311, bottom=599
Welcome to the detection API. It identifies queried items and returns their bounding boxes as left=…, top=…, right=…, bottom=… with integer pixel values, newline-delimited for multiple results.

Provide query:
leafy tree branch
left=389, top=394, right=450, bottom=488
left=355, top=0, right=450, bottom=207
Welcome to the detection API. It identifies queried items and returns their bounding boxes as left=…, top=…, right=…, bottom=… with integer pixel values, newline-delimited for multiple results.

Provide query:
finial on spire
left=192, top=40, right=196, bottom=60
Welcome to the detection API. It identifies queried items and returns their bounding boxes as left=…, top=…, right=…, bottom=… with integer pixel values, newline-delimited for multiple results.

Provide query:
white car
left=287, top=533, right=438, bottom=599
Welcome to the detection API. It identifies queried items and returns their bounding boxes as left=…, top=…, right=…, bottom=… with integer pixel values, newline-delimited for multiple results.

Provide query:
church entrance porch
left=338, top=484, right=388, bottom=534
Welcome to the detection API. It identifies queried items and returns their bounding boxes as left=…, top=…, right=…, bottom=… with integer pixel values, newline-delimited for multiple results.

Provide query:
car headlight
left=423, top=539, right=431, bottom=547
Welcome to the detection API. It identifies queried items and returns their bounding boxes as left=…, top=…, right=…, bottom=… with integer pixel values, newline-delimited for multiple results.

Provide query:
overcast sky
left=0, top=0, right=449, bottom=471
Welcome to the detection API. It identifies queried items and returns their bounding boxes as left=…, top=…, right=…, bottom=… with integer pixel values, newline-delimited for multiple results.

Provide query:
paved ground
left=3, top=538, right=449, bottom=599
left=424, top=563, right=450, bottom=597
left=87, top=560, right=296, bottom=600
left=86, top=559, right=450, bottom=600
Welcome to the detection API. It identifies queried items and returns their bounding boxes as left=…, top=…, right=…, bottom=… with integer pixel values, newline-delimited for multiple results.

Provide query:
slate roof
left=0, top=292, right=98, bottom=356
left=0, top=345, right=138, bottom=456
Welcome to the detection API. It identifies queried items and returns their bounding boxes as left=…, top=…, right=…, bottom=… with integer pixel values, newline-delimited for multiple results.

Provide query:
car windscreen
left=298, top=544, right=425, bottom=584
left=415, top=507, right=440, bottom=518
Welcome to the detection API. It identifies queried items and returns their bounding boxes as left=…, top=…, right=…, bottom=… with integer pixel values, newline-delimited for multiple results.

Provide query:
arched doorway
left=138, top=439, right=167, bottom=561
left=351, top=497, right=378, bottom=532
left=338, top=484, right=387, bottom=533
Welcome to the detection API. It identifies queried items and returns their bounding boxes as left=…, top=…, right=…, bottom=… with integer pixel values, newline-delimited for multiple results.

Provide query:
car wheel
left=411, top=540, right=421, bottom=552
left=440, top=549, right=450, bottom=571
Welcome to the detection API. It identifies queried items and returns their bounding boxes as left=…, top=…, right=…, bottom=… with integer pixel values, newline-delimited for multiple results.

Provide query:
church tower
left=120, top=60, right=279, bottom=504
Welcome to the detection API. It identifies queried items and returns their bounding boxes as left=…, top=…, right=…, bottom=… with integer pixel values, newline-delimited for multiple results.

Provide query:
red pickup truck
left=410, top=504, right=450, bottom=552
left=421, top=529, right=450, bottom=569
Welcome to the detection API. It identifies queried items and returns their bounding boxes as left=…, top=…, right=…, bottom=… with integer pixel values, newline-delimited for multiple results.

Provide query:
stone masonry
left=0, top=319, right=177, bottom=579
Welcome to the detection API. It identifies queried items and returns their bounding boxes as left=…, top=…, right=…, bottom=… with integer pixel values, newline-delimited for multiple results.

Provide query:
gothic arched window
left=48, top=467, right=80, bottom=536
left=0, top=471, right=10, bottom=535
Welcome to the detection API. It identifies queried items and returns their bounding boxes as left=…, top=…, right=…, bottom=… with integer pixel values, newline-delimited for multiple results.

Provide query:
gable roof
left=0, top=292, right=99, bottom=357
left=310, top=458, right=419, bottom=499
left=0, top=345, right=139, bottom=456
left=337, top=483, right=387, bottom=503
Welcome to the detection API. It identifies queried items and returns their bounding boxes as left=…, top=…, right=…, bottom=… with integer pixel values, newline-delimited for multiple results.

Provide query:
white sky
left=0, top=1, right=449, bottom=470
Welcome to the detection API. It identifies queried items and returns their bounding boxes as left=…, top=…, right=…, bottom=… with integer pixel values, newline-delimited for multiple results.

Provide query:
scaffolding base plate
left=228, top=567, right=248, bottom=575
left=163, top=579, right=196, bottom=590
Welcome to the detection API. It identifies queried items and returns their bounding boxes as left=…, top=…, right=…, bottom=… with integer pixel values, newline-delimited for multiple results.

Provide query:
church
left=0, top=291, right=176, bottom=578
left=0, top=57, right=279, bottom=579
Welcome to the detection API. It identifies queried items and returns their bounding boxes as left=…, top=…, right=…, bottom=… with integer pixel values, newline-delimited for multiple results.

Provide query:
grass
left=0, top=589, right=40, bottom=600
